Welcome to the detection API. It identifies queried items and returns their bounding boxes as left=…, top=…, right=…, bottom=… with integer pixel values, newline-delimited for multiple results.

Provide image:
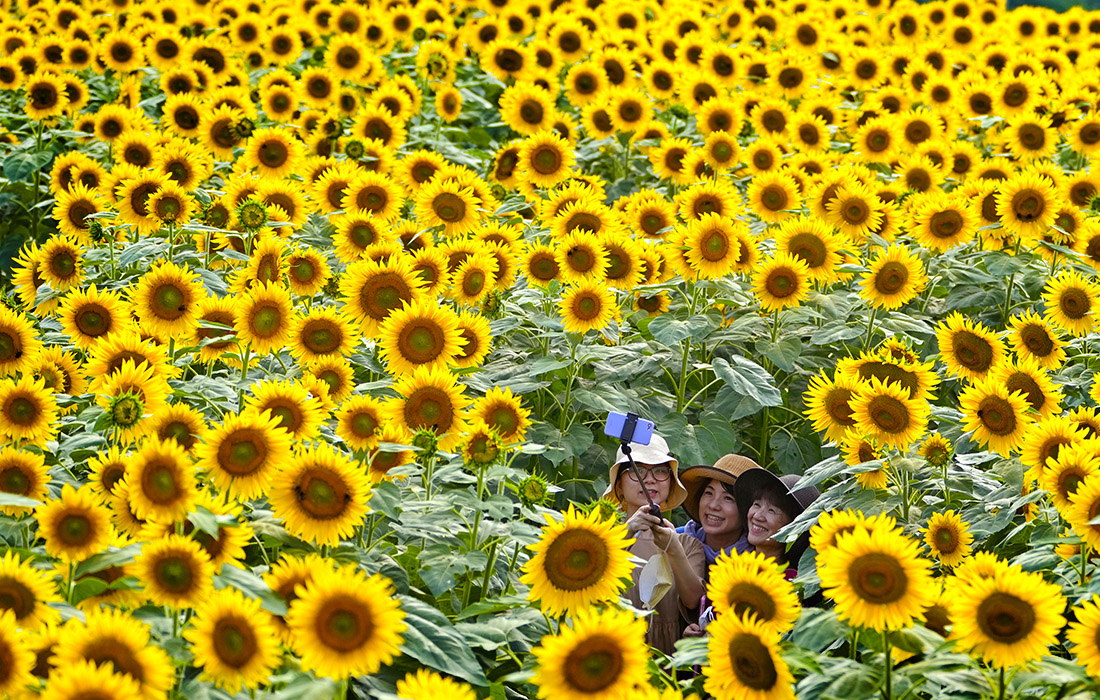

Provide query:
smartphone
left=603, top=412, right=655, bottom=445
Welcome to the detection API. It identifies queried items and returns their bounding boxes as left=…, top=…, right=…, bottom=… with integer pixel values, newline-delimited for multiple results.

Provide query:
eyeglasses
left=625, top=465, right=672, bottom=482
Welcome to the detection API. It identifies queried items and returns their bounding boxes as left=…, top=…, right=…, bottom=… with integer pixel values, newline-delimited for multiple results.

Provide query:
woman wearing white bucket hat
left=603, top=433, right=705, bottom=654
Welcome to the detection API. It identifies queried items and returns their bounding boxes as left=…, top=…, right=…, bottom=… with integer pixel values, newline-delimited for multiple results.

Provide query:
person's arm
left=652, top=522, right=705, bottom=606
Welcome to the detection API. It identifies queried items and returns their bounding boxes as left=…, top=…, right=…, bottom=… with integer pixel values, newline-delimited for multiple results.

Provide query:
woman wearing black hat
left=734, top=468, right=821, bottom=580
left=604, top=434, right=705, bottom=654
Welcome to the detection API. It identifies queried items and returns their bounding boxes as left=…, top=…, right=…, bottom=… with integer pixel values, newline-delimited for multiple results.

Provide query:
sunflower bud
left=236, top=199, right=269, bottom=232
left=411, top=428, right=439, bottom=456
left=517, top=474, right=552, bottom=508
left=88, top=220, right=107, bottom=244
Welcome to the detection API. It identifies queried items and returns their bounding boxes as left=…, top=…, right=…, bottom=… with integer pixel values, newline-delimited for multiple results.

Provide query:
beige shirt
left=624, top=529, right=706, bottom=655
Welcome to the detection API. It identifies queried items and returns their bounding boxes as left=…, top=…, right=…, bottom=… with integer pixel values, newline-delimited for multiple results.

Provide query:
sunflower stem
left=238, top=343, right=252, bottom=408
left=30, top=121, right=43, bottom=242
left=850, top=628, right=860, bottom=660
left=883, top=634, right=893, bottom=700
left=1080, top=541, right=1090, bottom=587
left=863, top=306, right=878, bottom=351
left=676, top=338, right=691, bottom=413
left=108, top=232, right=117, bottom=280
left=997, top=666, right=1005, bottom=700
left=65, top=561, right=75, bottom=604
left=1001, top=273, right=1015, bottom=327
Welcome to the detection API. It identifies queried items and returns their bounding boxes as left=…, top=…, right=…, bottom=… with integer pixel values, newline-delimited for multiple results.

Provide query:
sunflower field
left=13, top=0, right=1100, bottom=697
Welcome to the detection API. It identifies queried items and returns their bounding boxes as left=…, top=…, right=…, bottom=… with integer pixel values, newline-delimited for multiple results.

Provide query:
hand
left=650, top=518, right=675, bottom=550
left=625, top=507, right=663, bottom=537
left=682, top=623, right=704, bottom=638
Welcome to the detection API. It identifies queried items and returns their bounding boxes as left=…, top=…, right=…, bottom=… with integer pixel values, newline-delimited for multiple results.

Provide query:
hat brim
left=679, top=465, right=744, bottom=522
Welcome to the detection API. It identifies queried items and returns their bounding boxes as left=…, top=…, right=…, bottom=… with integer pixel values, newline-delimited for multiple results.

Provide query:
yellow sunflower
left=849, top=376, right=930, bottom=450
left=990, top=355, right=1063, bottom=420
left=269, top=444, right=372, bottom=546
left=859, top=246, right=927, bottom=310
left=703, top=613, right=795, bottom=700
left=415, top=178, right=482, bottom=237
left=244, top=379, right=326, bottom=441
left=452, top=311, right=493, bottom=370
left=470, top=386, right=530, bottom=444
left=334, top=395, right=387, bottom=452
left=0, top=374, right=58, bottom=447
left=518, top=130, right=576, bottom=189
left=449, top=251, right=499, bottom=307
left=130, top=260, right=205, bottom=341
left=1039, top=442, right=1098, bottom=511
left=194, top=410, right=292, bottom=502
left=0, top=609, right=34, bottom=696
left=995, top=172, right=1059, bottom=240
left=684, top=213, right=745, bottom=279
left=947, top=561, right=1065, bottom=669
left=378, top=299, right=465, bottom=375
left=396, top=669, right=476, bottom=700
left=126, top=534, right=214, bottom=608
left=1008, top=310, right=1066, bottom=370
left=0, top=307, right=40, bottom=378
left=287, top=565, right=406, bottom=679
left=922, top=510, right=973, bottom=568
left=555, top=281, right=616, bottom=334
left=52, top=606, right=175, bottom=698
left=58, top=286, right=132, bottom=350
left=35, top=484, right=112, bottom=562
left=818, top=518, right=935, bottom=631
left=752, top=252, right=811, bottom=312
left=935, top=312, right=1004, bottom=381
left=520, top=505, right=634, bottom=617
left=803, top=372, right=860, bottom=444
left=708, top=549, right=800, bottom=634
left=0, top=549, right=60, bottom=629
left=1043, top=270, right=1100, bottom=337
left=184, top=587, right=282, bottom=693
left=532, top=606, right=648, bottom=700
left=386, top=365, right=470, bottom=451
left=774, top=216, right=843, bottom=283
left=123, top=437, right=197, bottom=523
left=287, top=306, right=356, bottom=365
left=1067, top=595, right=1100, bottom=677
left=234, top=282, right=294, bottom=356
left=959, top=378, right=1034, bottom=457
left=39, top=659, right=143, bottom=700
left=339, top=256, right=425, bottom=337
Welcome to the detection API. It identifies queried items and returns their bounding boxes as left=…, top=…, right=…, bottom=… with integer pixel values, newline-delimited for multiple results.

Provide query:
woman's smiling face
left=746, top=493, right=794, bottom=548
left=698, top=479, right=740, bottom=540
left=617, top=462, right=671, bottom=512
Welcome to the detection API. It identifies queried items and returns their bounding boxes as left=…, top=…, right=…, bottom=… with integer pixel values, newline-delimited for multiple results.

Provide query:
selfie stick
left=619, top=413, right=661, bottom=519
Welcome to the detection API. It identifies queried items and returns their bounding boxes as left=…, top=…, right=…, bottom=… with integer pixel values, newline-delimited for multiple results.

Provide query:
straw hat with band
left=679, top=454, right=761, bottom=522
left=734, top=468, right=821, bottom=563
left=602, top=433, right=688, bottom=510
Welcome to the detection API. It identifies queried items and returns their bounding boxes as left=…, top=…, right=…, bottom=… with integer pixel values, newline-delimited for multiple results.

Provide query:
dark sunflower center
left=213, top=617, right=257, bottom=667
left=977, top=592, right=1034, bottom=643
left=532, top=146, right=562, bottom=175
left=217, top=429, right=267, bottom=476
left=400, top=320, right=446, bottom=363
left=152, top=283, right=187, bottom=320
left=1059, top=288, right=1090, bottom=319
left=727, top=582, right=778, bottom=621
left=930, top=210, right=963, bottom=237
left=875, top=261, right=909, bottom=295
left=1020, top=324, right=1053, bottom=356
left=302, top=320, right=341, bottom=354
left=765, top=268, right=798, bottom=298
left=563, top=635, right=623, bottom=693
left=433, top=193, right=467, bottom=223
left=316, top=596, right=373, bottom=651
left=1011, top=189, right=1045, bottom=221
left=404, top=387, right=454, bottom=433
left=865, top=394, right=910, bottom=434
left=155, top=555, right=194, bottom=592
left=728, top=633, right=779, bottom=690
left=952, top=330, right=994, bottom=373
left=934, top=526, right=958, bottom=553
left=543, top=528, right=610, bottom=591
left=296, top=468, right=350, bottom=519
left=977, top=395, right=1017, bottom=436
left=848, top=552, right=908, bottom=603
left=701, top=229, right=730, bottom=261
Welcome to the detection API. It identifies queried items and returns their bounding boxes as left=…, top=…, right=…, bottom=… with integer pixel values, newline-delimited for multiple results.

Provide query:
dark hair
left=691, top=477, right=738, bottom=515
left=692, top=478, right=742, bottom=535
left=752, top=481, right=800, bottom=521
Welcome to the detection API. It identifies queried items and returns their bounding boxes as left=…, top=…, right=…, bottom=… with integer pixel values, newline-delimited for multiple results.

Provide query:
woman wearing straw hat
left=734, top=467, right=821, bottom=580
left=678, top=454, right=759, bottom=573
left=604, top=433, right=705, bottom=654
